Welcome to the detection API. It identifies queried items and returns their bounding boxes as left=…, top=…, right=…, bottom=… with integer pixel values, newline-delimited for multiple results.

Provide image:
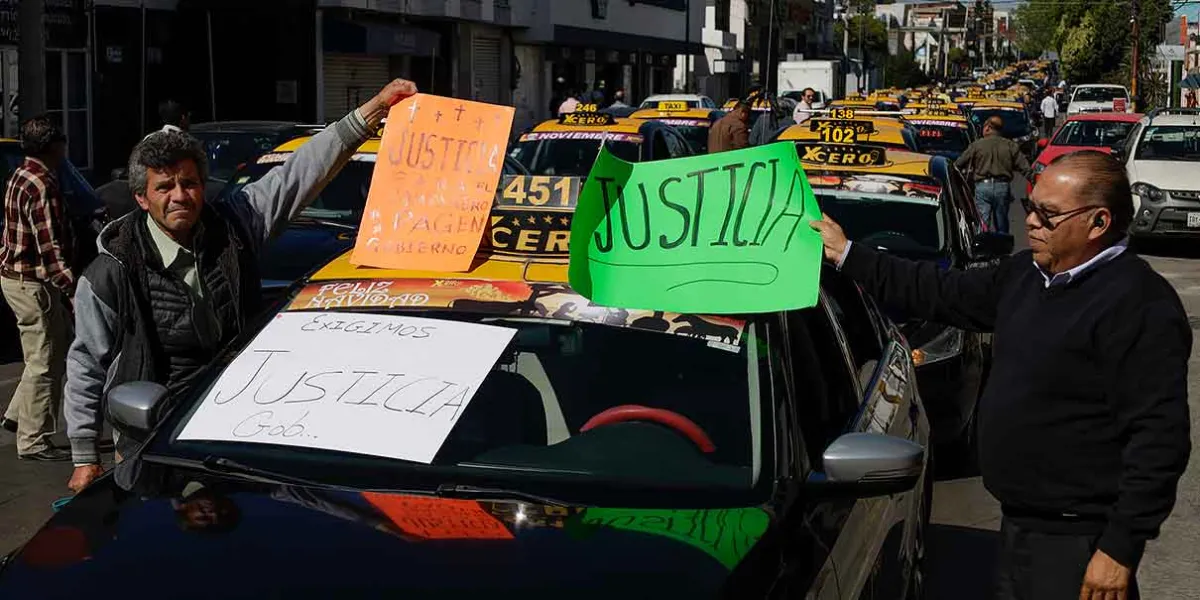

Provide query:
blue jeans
left=975, top=180, right=1012, bottom=234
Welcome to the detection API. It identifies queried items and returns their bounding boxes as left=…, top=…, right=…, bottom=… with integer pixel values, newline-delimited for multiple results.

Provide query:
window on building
left=715, top=0, right=731, bottom=31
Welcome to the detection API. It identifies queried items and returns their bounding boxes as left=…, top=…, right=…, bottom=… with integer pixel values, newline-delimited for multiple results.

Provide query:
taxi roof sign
left=795, top=143, right=888, bottom=167
left=558, top=105, right=617, bottom=126
left=809, top=119, right=875, bottom=134
left=656, top=100, right=690, bottom=112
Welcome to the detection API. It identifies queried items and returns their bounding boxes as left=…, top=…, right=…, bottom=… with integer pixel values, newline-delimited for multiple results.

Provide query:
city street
left=2, top=179, right=1200, bottom=598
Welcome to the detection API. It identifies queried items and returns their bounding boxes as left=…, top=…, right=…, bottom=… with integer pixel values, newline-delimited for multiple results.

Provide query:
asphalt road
left=1, top=182, right=1199, bottom=600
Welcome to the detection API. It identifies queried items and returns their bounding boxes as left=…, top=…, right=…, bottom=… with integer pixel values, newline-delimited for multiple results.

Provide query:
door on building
left=45, top=49, right=92, bottom=173
left=323, top=53, right=389, bottom=124
left=0, top=48, right=16, bottom=139
left=472, top=34, right=501, bottom=104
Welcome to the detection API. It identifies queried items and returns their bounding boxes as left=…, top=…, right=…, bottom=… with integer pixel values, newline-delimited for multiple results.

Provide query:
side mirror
left=1110, top=146, right=1124, bottom=161
left=106, top=381, right=169, bottom=435
left=810, top=433, right=925, bottom=497
left=972, top=231, right=1015, bottom=257
left=1037, top=138, right=1049, bottom=149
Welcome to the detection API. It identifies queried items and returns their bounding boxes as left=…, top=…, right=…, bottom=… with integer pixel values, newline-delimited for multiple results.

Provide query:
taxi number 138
left=818, top=127, right=858, bottom=144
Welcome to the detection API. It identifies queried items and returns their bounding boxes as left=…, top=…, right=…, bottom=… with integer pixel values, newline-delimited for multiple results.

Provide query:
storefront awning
left=552, top=25, right=704, bottom=55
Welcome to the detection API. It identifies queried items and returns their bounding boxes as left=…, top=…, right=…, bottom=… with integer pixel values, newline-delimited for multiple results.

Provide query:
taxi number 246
left=503, top=176, right=575, bottom=207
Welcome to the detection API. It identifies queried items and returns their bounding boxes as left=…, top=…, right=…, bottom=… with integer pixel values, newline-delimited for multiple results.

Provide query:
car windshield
left=640, top=99, right=701, bottom=108
left=811, top=182, right=947, bottom=259
left=192, top=131, right=291, bottom=182
left=155, top=303, right=768, bottom=505
left=1073, top=87, right=1127, bottom=103
left=1134, top=125, right=1200, bottom=161
left=911, top=123, right=972, bottom=155
left=1052, top=120, right=1135, bottom=147
left=675, top=125, right=711, bottom=153
left=970, top=108, right=1031, bottom=137
left=219, top=159, right=376, bottom=223
left=509, top=138, right=640, bottom=176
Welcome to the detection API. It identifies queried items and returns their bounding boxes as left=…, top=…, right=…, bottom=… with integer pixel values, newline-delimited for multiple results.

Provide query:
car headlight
left=911, top=328, right=964, bottom=367
left=1131, top=182, right=1165, bottom=203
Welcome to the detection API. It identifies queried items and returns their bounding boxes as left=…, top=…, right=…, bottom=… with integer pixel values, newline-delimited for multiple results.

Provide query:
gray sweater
left=64, top=109, right=374, bottom=465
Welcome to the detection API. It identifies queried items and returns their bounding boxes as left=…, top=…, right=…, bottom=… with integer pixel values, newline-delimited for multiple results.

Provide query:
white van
left=1067, top=84, right=1132, bottom=115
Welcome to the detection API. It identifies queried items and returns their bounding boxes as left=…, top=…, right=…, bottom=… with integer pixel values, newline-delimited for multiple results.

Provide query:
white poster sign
left=177, top=312, right=518, bottom=463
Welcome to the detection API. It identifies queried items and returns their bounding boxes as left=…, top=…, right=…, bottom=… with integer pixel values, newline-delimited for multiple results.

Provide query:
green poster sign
left=568, top=142, right=823, bottom=314
left=566, top=507, right=771, bottom=570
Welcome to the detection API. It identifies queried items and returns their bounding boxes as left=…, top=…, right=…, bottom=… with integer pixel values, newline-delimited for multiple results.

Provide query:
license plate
left=1188, top=213, right=1200, bottom=228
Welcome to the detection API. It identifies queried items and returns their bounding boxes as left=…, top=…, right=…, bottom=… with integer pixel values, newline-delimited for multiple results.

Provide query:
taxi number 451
left=503, top=176, right=574, bottom=206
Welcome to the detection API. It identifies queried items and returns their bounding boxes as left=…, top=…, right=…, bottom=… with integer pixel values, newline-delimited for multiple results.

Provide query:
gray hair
left=128, top=131, right=208, bottom=196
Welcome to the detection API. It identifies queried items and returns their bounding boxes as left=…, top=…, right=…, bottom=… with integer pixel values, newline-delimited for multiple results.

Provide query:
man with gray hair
left=64, top=78, right=418, bottom=493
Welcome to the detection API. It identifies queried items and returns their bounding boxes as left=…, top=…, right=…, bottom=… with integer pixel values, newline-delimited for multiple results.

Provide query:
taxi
left=219, top=135, right=529, bottom=303
left=629, top=100, right=726, bottom=154
left=5, top=150, right=933, bottom=599
left=638, top=93, right=717, bottom=110
left=902, top=107, right=977, bottom=160
left=511, top=105, right=693, bottom=177
left=797, top=142, right=1012, bottom=456
left=968, top=99, right=1038, bottom=156
left=773, top=107, right=920, bottom=153
left=720, top=96, right=781, bottom=129
left=828, top=95, right=880, bottom=111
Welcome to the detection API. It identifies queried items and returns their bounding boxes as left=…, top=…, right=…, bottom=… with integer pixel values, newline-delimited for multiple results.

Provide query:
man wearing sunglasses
left=811, top=151, right=1190, bottom=600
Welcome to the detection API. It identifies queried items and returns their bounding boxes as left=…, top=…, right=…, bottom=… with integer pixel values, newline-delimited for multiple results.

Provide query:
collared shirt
left=0, top=157, right=75, bottom=292
left=793, top=101, right=815, bottom=124
left=1040, top=96, right=1058, bottom=119
left=1036, top=238, right=1128, bottom=288
left=145, top=214, right=219, bottom=346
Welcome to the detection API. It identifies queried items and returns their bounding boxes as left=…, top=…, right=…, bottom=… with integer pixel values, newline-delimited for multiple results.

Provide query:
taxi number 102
left=818, top=127, right=858, bottom=144
left=503, top=176, right=574, bottom=206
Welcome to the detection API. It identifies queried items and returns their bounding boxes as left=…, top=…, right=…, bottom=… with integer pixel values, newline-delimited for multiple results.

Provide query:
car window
left=191, top=131, right=290, bottom=182
left=787, top=294, right=863, bottom=469
left=949, top=167, right=984, bottom=235
left=811, top=177, right=948, bottom=260
left=510, top=138, right=642, bottom=176
left=820, top=274, right=884, bottom=390
left=649, top=130, right=672, bottom=160
left=1133, top=125, right=1200, bottom=162
left=1072, top=87, right=1127, bottom=103
left=219, top=159, right=376, bottom=224
left=662, top=129, right=691, bottom=158
left=1052, top=120, right=1135, bottom=148
left=970, top=108, right=1031, bottom=137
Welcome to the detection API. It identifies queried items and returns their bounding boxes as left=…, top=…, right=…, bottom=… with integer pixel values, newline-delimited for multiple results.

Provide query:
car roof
left=642, top=94, right=708, bottom=103
left=271, top=136, right=380, bottom=153
left=1073, top=84, right=1128, bottom=89
left=970, top=101, right=1025, bottom=109
left=628, top=107, right=722, bottom=121
left=1145, top=114, right=1200, bottom=126
left=1064, top=112, right=1143, bottom=123
left=529, top=117, right=645, bottom=135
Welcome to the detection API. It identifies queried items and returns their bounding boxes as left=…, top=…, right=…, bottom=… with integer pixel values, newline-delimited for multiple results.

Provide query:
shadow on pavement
left=1131, top=238, right=1200, bottom=260
left=925, top=524, right=1000, bottom=600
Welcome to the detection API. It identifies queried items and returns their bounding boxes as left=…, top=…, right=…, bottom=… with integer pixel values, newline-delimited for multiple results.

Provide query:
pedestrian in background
left=811, top=151, right=1190, bottom=600
left=792, top=88, right=817, bottom=124
left=1040, top=89, right=1059, bottom=139
left=557, top=89, right=579, bottom=116
left=955, top=115, right=1033, bottom=233
left=609, top=89, right=629, bottom=109
left=63, top=79, right=419, bottom=493
left=708, top=98, right=751, bottom=153
left=0, top=116, right=75, bottom=461
left=151, top=100, right=190, bottom=137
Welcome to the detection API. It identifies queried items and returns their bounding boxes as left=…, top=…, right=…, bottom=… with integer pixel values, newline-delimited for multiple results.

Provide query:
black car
left=0, top=198, right=931, bottom=599
left=190, top=121, right=325, bottom=201
left=802, top=145, right=1013, bottom=456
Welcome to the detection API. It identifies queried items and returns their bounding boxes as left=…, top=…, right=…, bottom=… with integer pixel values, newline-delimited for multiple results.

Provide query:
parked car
left=190, top=121, right=325, bottom=201
left=1028, top=112, right=1141, bottom=195
left=1065, top=84, right=1132, bottom=116
left=1118, top=108, right=1200, bottom=238
left=0, top=188, right=931, bottom=599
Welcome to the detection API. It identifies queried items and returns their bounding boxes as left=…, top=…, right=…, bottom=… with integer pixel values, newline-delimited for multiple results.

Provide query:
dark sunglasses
left=1020, top=197, right=1103, bottom=230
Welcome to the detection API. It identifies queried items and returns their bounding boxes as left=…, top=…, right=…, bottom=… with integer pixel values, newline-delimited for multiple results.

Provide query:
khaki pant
left=1, top=276, right=70, bottom=455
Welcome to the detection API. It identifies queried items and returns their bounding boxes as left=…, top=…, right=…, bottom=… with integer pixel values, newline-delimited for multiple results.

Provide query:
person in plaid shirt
left=0, top=116, right=75, bottom=461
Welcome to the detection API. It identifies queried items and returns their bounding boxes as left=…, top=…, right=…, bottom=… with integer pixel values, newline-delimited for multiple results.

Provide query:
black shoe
left=0, top=418, right=15, bottom=433
left=19, top=448, right=70, bottom=462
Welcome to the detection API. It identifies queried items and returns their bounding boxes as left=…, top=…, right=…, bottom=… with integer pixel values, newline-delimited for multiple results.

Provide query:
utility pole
left=767, top=0, right=777, bottom=95
left=843, top=0, right=851, bottom=89
left=1131, top=0, right=1140, bottom=110
left=17, top=0, right=46, bottom=121
left=858, top=0, right=865, bottom=92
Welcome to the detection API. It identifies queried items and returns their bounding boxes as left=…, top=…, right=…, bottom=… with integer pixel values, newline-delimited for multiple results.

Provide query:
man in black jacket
left=810, top=151, right=1191, bottom=600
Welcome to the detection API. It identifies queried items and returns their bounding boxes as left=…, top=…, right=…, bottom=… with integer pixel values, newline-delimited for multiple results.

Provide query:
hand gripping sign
left=568, top=142, right=823, bottom=314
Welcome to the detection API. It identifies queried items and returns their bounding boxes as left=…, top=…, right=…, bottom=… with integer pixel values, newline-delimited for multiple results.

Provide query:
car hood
left=1068, top=101, right=1124, bottom=112
left=0, top=474, right=774, bottom=599
left=1127, top=160, right=1198, bottom=190
left=258, top=220, right=356, bottom=287
left=1036, top=144, right=1112, bottom=166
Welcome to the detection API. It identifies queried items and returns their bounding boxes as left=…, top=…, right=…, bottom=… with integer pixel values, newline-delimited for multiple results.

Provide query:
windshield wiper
left=200, top=455, right=327, bottom=488
left=435, top=483, right=570, bottom=507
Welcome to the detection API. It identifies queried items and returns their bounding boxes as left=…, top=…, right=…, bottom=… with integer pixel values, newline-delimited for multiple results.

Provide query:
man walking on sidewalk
left=811, top=151, right=1191, bottom=600
left=0, top=116, right=76, bottom=461
left=955, top=116, right=1033, bottom=233
left=1040, top=89, right=1059, bottom=139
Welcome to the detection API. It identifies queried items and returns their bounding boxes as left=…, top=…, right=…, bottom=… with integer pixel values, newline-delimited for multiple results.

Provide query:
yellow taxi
left=629, top=100, right=726, bottom=154
left=510, top=104, right=693, bottom=177
left=967, top=99, right=1038, bottom=155
left=828, top=96, right=879, bottom=111
left=901, top=107, right=977, bottom=160
left=720, top=96, right=778, bottom=129
left=774, top=107, right=920, bottom=153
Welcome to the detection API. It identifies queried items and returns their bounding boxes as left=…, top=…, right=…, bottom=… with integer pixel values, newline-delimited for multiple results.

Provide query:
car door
left=818, top=278, right=920, bottom=600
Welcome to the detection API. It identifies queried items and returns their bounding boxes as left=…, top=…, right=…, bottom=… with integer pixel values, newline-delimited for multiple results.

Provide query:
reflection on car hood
left=0, top=471, right=773, bottom=599
left=1127, top=160, right=1198, bottom=190
left=258, top=221, right=356, bottom=285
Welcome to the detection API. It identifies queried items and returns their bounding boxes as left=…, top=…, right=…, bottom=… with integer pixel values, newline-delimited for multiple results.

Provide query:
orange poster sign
left=362, top=492, right=514, bottom=540
left=351, top=94, right=515, bottom=271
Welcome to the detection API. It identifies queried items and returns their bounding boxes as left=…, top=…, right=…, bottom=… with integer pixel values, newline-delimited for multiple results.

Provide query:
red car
left=1028, top=112, right=1142, bottom=194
